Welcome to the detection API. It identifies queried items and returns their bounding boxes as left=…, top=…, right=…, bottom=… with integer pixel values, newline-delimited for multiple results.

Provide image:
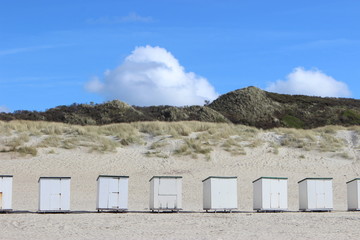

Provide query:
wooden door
left=158, top=196, right=177, bottom=209
left=270, top=180, right=280, bottom=208
left=315, top=180, right=326, bottom=208
left=49, top=180, right=62, bottom=210
left=158, top=178, right=177, bottom=195
left=108, top=178, right=120, bottom=208
left=158, top=179, right=177, bottom=209
left=0, top=192, right=2, bottom=209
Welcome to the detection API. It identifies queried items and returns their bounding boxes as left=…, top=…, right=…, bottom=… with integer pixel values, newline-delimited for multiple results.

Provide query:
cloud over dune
left=86, top=46, right=219, bottom=106
left=266, top=67, right=351, bottom=97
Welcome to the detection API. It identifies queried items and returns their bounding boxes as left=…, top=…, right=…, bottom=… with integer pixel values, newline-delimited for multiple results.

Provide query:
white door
left=158, top=196, right=177, bottom=209
left=315, top=181, right=325, bottom=208
left=158, top=179, right=177, bottom=209
left=49, top=180, right=61, bottom=210
left=108, top=178, right=120, bottom=208
left=216, top=189, right=224, bottom=208
left=270, top=180, right=280, bottom=209
left=159, top=178, right=177, bottom=195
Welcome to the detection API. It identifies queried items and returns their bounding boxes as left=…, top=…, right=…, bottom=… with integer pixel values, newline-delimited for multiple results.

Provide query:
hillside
left=0, top=101, right=229, bottom=125
left=2, top=87, right=360, bottom=129
left=209, top=87, right=360, bottom=128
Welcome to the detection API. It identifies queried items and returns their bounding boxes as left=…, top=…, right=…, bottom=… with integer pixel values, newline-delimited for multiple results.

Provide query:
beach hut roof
left=96, top=175, right=129, bottom=181
left=346, top=178, right=360, bottom=184
left=149, top=176, right=182, bottom=182
left=252, top=176, right=288, bottom=183
left=38, top=177, right=71, bottom=182
left=202, top=176, right=237, bottom=182
left=298, top=177, right=333, bottom=184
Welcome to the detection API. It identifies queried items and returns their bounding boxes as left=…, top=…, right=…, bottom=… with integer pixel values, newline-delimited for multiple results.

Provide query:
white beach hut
left=38, top=177, right=71, bottom=212
left=96, top=175, right=129, bottom=212
left=253, top=177, right=288, bottom=211
left=347, top=178, right=360, bottom=211
left=202, top=176, right=237, bottom=212
left=298, top=178, right=333, bottom=211
left=149, top=176, right=182, bottom=212
left=0, top=175, right=13, bottom=212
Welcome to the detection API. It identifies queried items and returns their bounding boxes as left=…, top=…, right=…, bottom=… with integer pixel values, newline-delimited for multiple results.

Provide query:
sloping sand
left=1, top=124, right=360, bottom=239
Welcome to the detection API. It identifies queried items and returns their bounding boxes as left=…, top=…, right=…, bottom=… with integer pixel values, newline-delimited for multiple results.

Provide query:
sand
left=1, top=129, right=360, bottom=239
left=1, top=212, right=360, bottom=240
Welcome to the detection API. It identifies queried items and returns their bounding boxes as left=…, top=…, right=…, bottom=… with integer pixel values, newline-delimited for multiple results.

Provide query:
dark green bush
left=341, top=110, right=360, bottom=124
left=281, top=115, right=305, bottom=129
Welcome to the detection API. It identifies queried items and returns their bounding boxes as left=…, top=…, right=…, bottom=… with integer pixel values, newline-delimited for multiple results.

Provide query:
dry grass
left=149, top=139, right=168, bottom=150
left=37, top=136, right=62, bottom=148
left=269, top=142, right=280, bottom=155
left=145, top=150, right=169, bottom=158
left=0, top=121, right=357, bottom=158
left=0, top=132, right=37, bottom=156
left=335, top=152, right=353, bottom=160
left=318, top=133, right=344, bottom=152
left=273, top=126, right=345, bottom=153
left=221, top=138, right=246, bottom=156
left=16, top=146, right=38, bottom=156
left=174, top=139, right=212, bottom=156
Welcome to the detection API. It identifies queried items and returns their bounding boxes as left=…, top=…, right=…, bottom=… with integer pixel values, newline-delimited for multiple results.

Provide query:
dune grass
left=273, top=126, right=346, bottom=153
left=0, top=120, right=356, bottom=158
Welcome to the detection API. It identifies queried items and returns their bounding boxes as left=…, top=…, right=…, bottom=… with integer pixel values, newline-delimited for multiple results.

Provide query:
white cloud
left=87, top=12, right=153, bottom=24
left=0, top=105, right=10, bottom=113
left=86, top=46, right=219, bottom=106
left=266, top=67, right=351, bottom=97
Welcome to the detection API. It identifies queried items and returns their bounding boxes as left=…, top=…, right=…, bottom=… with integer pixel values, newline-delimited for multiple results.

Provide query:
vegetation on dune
left=2, top=87, right=360, bottom=129
left=0, top=120, right=357, bottom=160
left=281, top=115, right=305, bottom=129
left=134, top=105, right=230, bottom=123
left=0, top=100, right=228, bottom=126
left=209, top=86, right=360, bottom=129
left=341, top=110, right=360, bottom=125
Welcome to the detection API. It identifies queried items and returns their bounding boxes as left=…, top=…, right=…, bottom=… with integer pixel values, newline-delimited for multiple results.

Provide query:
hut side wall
left=0, top=177, right=12, bottom=210
left=253, top=180, right=262, bottom=210
left=347, top=180, right=360, bottom=210
left=203, top=179, right=211, bottom=209
left=299, top=181, right=308, bottom=210
left=149, top=178, right=157, bottom=209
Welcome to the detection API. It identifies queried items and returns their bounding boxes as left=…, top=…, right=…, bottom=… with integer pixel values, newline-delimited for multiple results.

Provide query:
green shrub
left=341, top=110, right=360, bottom=124
left=282, top=115, right=304, bottom=129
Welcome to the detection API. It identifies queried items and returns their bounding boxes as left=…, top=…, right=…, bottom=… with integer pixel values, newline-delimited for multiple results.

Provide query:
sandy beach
left=1, top=122, right=360, bottom=239
left=1, top=212, right=360, bottom=240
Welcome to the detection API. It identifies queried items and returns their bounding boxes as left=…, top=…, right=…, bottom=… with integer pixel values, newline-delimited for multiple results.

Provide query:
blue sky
left=1, top=0, right=360, bottom=111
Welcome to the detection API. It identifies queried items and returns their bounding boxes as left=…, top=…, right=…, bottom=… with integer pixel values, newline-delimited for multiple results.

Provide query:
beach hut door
left=50, top=180, right=62, bottom=210
left=0, top=192, right=2, bottom=209
left=158, top=179, right=177, bottom=209
left=270, top=180, right=280, bottom=208
left=108, top=178, right=120, bottom=208
left=315, top=180, right=326, bottom=208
